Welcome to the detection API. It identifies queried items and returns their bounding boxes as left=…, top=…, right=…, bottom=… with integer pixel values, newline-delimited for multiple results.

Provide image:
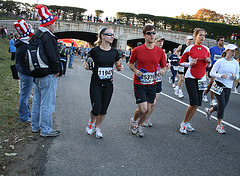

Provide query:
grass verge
left=0, top=37, right=37, bottom=175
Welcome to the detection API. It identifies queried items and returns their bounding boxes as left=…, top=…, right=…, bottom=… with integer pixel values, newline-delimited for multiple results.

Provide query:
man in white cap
left=174, top=35, right=194, bottom=98
left=31, top=5, right=62, bottom=137
left=14, top=19, right=34, bottom=123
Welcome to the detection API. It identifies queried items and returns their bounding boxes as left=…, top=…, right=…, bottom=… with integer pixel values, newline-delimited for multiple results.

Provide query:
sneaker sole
left=136, top=133, right=144, bottom=137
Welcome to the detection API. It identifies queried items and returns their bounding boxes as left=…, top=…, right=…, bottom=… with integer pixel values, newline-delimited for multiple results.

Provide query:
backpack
left=26, top=31, right=50, bottom=78
left=60, top=46, right=67, bottom=57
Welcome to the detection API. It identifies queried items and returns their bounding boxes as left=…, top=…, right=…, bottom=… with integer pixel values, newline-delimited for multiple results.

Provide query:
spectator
left=31, top=5, right=62, bottom=137
left=9, top=35, right=16, bottom=61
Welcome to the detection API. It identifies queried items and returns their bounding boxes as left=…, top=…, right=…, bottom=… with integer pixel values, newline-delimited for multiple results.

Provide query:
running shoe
left=95, top=126, right=103, bottom=138
left=174, top=86, right=179, bottom=96
left=142, top=118, right=153, bottom=127
left=136, top=126, right=144, bottom=137
left=147, top=118, right=153, bottom=127
left=179, top=122, right=187, bottom=134
left=203, top=94, right=208, bottom=102
left=216, top=125, right=226, bottom=134
left=172, top=83, right=176, bottom=88
left=175, top=77, right=178, bottom=82
left=86, top=119, right=95, bottom=135
left=204, top=107, right=212, bottom=120
left=168, top=77, right=172, bottom=84
left=129, top=118, right=138, bottom=135
left=210, top=99, right=217, bottom=106
left=186, top=122, right=195, bottom=132
left=178, top=89, right=184, bottom=98
left=233, top=87, right=238, bottom=94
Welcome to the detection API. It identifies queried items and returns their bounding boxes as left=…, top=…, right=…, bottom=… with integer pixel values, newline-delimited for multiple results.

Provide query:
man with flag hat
left=14, top=19, right=34, bottom=123
left=31, top=5, right=62, bottom=137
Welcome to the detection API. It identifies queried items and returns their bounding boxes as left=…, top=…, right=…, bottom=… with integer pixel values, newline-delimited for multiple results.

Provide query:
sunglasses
left=103, top=33, right=114, bottom=37
left=146, top=31, right=156, bottom=35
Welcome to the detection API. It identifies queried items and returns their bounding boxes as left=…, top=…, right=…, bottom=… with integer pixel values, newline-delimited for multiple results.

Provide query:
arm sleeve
left=179, top=51, right=190, bottom=67
left=42, top=33, right=60, bottom=74
left=210, top=60, right=222, bottom=78
left=159, top=51, right=167, bottom=67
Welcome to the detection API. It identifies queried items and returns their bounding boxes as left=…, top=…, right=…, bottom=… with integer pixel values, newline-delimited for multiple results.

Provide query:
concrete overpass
left=0, top=20, right=216, bottom=51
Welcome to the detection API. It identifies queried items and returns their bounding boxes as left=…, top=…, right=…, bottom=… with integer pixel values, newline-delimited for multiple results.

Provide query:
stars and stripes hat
left=35, top=5, right=58, bottom=27
left=14, top=19, right=33, bottom=39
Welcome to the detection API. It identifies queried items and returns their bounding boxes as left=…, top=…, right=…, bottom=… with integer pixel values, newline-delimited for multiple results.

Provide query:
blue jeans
left=31, top=74, right=58, bottom=135
left=68, top=54, right=75, bottom=68
left=18, top=72, right=33, bottom=121
left=170, top=66, right=178, bottom=84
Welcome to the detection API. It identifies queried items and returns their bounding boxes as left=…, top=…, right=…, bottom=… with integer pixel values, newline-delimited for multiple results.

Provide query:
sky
left=15, top=0, right=240, bottom=18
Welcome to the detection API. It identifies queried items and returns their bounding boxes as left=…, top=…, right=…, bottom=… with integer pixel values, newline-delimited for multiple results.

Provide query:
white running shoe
left=178, top=89, right=184, bottom=98
left=186, top=122, right=195, bottom=132
left=142, top=118, right=153, bottom=127
left=210, top=99, right=217, bottom=106
left=174, top=86, right=179, bottom=96
left=129, top=118, right=138, bottom=135
left=216, top=125, right=226, bottom=134
left=136, top=126, right=144, bottom=137
left=179, top=122, right=187, bottom=134
left=86, top=120, right=95, bottom=135
left=172, top=83, right=176, bottom=88
left=95, top=126, right=103, bottom=138
left=233, top=87, right=238, bottom=94
left=168, top=77, right=172, bottom=84
left=204, top=108, right=212, bottom=120
left=175, top=77, right=178, bottom=82
left=203, top=94, right=208, bottom=102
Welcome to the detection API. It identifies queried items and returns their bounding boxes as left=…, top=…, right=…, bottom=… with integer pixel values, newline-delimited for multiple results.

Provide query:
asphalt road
left=42, top=57, right=240, bottom=176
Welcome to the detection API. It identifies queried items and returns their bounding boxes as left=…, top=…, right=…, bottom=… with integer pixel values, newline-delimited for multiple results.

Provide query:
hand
left=206, top=56, right=211, bottom=63
left=54, top=73, right=59, bottom=77
left=135, top=70, right=143, bottom=77
left=190, top=58, right=198, bottom=66
left=232, top=74, right=237, bottom=80
left=159, top=69, right=166, bottom=76
left=221, top=74, right=228, bottom=79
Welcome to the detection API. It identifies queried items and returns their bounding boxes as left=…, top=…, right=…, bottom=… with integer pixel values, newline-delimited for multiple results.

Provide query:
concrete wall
left=0, top=20, right=216, bottom=49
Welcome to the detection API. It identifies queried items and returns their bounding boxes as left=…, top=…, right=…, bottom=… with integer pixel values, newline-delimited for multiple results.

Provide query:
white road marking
left=115, top=71, right=240, bottom=132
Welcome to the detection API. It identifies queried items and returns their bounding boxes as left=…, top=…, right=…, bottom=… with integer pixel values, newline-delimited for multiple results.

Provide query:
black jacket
left=15, top=39, right=32, bottom=76
left=33, top=28, right=62, bottom=76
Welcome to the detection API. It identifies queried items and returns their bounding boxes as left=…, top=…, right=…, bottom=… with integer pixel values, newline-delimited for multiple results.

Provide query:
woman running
left=205, top=44, right=239, bottom=134
left=83, top=28, right=124, bottom=138
left=179, top=28, right=211, bottom=134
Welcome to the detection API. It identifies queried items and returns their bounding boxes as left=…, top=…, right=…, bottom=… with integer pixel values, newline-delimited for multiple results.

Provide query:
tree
left=95, top=10, right=104, bottom=18
left=116, top=12, right=136, bottom=25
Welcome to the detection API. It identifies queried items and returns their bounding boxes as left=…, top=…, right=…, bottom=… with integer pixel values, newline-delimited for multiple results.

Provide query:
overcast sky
left=15, top=0, right=240, bottom=18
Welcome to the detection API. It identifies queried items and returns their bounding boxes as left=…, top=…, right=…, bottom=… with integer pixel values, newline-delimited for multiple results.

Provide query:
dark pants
left=90, top=82, right=113, bottom=116
left=11, top=52, right=15, bottom=61
left=170, top=66, right=178, bottom=84
left=213, top=88, right=231, bottom=119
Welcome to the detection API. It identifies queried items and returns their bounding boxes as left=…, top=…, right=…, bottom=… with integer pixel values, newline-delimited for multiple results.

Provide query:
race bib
left=156, top=70, right=162, bottom=82
left=173, top=66, right=179, bottom=71
left=213, top=54, right=221, bottom=61
left=210, top=81, right=223, bottom=95
left=98, top=67, right=113, bottom=80
left=178, top=66, right=184, bottom=73
left=198, top=77, right=207, bottom=90
left=140, top=72, right=155, bottom=85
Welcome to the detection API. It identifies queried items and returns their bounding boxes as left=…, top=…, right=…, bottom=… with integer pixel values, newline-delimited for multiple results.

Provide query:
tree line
left=0, top=0, right=239, bottom=39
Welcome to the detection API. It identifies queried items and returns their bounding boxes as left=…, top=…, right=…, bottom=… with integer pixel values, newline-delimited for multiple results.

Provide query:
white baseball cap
left=186, top=36, right=193, bottom=40
left=224, top=44, right=239, bottom=51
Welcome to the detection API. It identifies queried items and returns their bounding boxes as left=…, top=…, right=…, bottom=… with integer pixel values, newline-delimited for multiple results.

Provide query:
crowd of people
left=9, top=5, right=240, bottom=139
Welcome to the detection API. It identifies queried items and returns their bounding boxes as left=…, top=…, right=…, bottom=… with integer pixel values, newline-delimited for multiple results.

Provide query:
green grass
left=0, top=38, right=20, bottom=142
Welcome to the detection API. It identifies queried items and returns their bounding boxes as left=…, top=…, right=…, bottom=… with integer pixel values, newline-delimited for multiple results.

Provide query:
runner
left=202, top=36, right=225, bottom=106
left=168, top=48, right=180, bottom=88
left=174, top=36, right=194, bottom=98
left=128, top=25, right=167, bottom=137
left=142, top=37, right=167, bottom=127
left=204, top=44, right=239, bottom=134
left=179, top=28, right=211, bottom=134
left=83, top=28, right=124, bottom=138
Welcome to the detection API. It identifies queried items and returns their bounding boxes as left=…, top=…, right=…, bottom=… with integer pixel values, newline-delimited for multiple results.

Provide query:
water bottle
left=87, top=57, right=93, bottom=70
